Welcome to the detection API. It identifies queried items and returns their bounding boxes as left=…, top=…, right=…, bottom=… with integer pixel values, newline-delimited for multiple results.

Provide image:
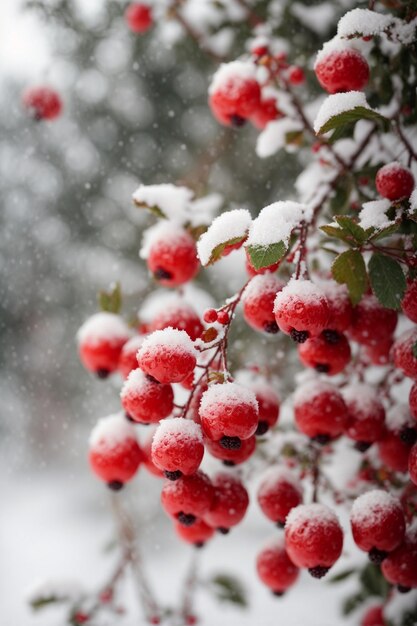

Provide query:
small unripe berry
left=125, top=3, right=153, bottom=33
left=375, top=162, right=415, bottom=201
left=203, top=309, right=218, bottom=324
left=174, top=519, right=215, bottom=547
left=22, top=86, right=63, bottom=120
left=161, top=471, right=214, bottom=523
left=314, top=48, right=369, bottom=94
left=256, top=535, right=299, bottom=594
left=204, top=435, right=256, bottom=465
left=151, top=418, right=204, bottom=477
left=298, top=331, right=351, bottom=375
left=77, top=312, right=131, bottom=378
left=343, top=384, right=386, bottom=447
left=350, top=295, right=397, bottom=347
left=250, top=97, right=282, bottom=130
left=257, top=467, right=303, bottom=525
left=293, top=380, right=348, bottom=441
left=118, top=335, right=145, bottom=379
left=137, top=328, right=197, bottom=384
left=381, top=528, right=417, bottom=589
left=121, top=369, right=174, bottom=424
left=204, top=473, right=249, bottom=531
left=243, top=274, right=283, bottom=334
left=393, top=328, right=417, bottom=380
left=274, top=279, right=329, bottom=342
left=208, top=61, right=261, bottom=127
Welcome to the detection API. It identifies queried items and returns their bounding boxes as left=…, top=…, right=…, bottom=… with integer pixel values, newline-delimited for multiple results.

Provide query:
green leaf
left=209, top=574, right=248, bottom=608
left=98, top=282, right=122, bottom=314
left=359, top=563, right=390, bottom=598
left=368, top=253, right=406, bottom=310
left=334, top=216, right=369, bottom=244
left=30, top=595, right=67, bottom=611
left=320, top=224, right=352, bottom=243
left=332, top=249, right=368, bottom=305
left=412, top=341, right=417, bottom=359
left=367, top=222, right=399, bottom=242
left=342, top=591, right=367, bottom=615
left=207, top=235, right=248, bottom=265
left=328, top=568, right=357, bottom=584
left=133, top=199, right=167, bottom=219
left=246, top=241, right=287, bottom=270
left=316, top=106, right=390, bottom=136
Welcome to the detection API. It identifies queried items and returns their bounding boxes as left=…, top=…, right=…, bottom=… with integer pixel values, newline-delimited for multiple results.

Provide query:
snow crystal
left=274, top=278, right=327, bottom=312
left=358, top=199, right=392, bottom=231
left=76, top=312, right=131, bottom=346
left=120, top=368, right=149, bottom=397
left=314, top=92, right=370, bottom=135
left=200, top=382, right=258, bottom=413
left=208, top=60, right=257, bottom=95
left=246, top=201, right=308, bottom=248
left=152, top=418, right=203, bottom=448
left=197, top=209, right=251, bottom=266
left=351, top=490, right=400, bottom=525
left=256, top=118, right=303, bottom=158
left=409, top=188, right=417, bottom=214
left=314, top=36, right=359, bottom=66
left=258, top=465, right=302, bottom=493
left=140, top=221, right=191, bottom=260
left=293, top=379, right=340, bottom=407
left=137, top=327, right=197, bottom=356
left=132, top=183, right=194, bottom=224
left=242, top=273, right=283, bottom=302
left=337, top=9, right=394, bottom=39
left=342, top=384, right=381, bottom=416
left=286, top=503, right=339, bottom=528
left=386, top=404, right=414, bottom=432
left=89, top=413, right=137, bottom=449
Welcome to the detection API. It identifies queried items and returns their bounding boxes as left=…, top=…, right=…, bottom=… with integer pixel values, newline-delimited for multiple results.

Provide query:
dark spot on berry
left=194, top=542, right=205, bottom=549
left=308, top=566, right=329, bottom=579
left=272, top=590, right=285, bottom=597
left=290, top=329, right=309, bottom=343
left=217, top=527, right=230, bottom=535
left=177, top=512, right=196, bottom=526
left=368, top=547, right=388, bottom=564
left=146, top=374, right=160, bottom=384
left=312, top=434, right=331, bottom=445
left=354, top=441, right=372, bottom=453
left=96, top=368, right=110, bottom=379
left=154, top=267, right=173, bottom=280
left=400, top=427, right=417, bottom=445
left=315, top=363, right=330, bottom=374
left=276, top=521, right=285, bottom=529
left=230, top=114, right=246, bottom=127
left=322, top=330, right=341, bottom=344
left=223, top=460, right=236, bottom=467
left=107, top=480, right=124, bottom=491
left=255, top=421, right=269, bottom=436
left=164, top=470, right=182, bottom=481
left=125, top=413, right=136, bottom=423
left=263, top=321, right=279, bottom=334
left=220, top=436, right=241, bottom=450
left=397, top=585, right=411, bottom=593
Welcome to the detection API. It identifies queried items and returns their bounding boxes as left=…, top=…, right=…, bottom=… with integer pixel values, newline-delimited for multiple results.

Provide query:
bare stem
left=178, top=550, right=201, bottom=623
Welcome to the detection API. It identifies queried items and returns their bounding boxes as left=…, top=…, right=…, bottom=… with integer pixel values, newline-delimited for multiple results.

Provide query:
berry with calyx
left=174, top=519, right=215, bottom=547
left=252, top=382, right=280, bottom=435
left=402, top=280, right=417, bottom=323
left=89, top=414, right=143, bottom=488
left=149, top=299, right=203, bottom=341
left=250, top=97, right=282, bottom=130
left=208, top=61, right=261, bottom=127
left=350, top=490, right=405, bottom=562
left=293, top=380, right=348, bottom=441
left=151, top=418, right=204, bottom=478
left=137, top=328, right=197, bottom=384
left=118, top=335, right=145, bottom=379
left=204, top=434, right=256, bottom=465
left=256, top=535, right=299, bottom=594
left=350, top=295, right=397, bottom=347
left=342, top=384, right=386, bottom=448
left=199, top=382, right=259, bottom=444
left=393, top=328, right=417, bottom=379
left=242, top=274, right=283, bottom=334
left=298, top=331, right=351, bottom=375
left=314, top=48, right=369, bottom=94
left=125, top=3, right=153, bottom=33
left=161, top=471, right=214, bottom=524
left=22, top=86, right=63, bottom=120
left=381, top=527, right=417, bottom=590
left=143, top=224, right=199, bottom=287
left=204, top=473, right=249, bottom=532
left=257, top=467, right=303, bottom=526
left=121, top=369, right=174, bottom=424
left=285, top=504, right=343, bottom=577
left=361, top=606, right=386, bottom=626
left=274, top=279, right=329, bottom=342
left=375, top=162, right=415, bottom=201
left=77, top=312, right=131, bottom=378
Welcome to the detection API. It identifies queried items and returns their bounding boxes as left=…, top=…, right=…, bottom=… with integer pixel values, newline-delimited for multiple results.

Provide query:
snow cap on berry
left=351, top=490, right=403, bottom=527
left=208, top=60, right=258, bottom=96
left=140, top=221, right=193, bottom=260
left=137, top=327, right=197, bottom=358
left=152, top=418, right=203, bottom=448
left=89, top=413, right=138, bottom=451
left=200, top=381, right=258, bottom=414
left=77, top=312, right=131, bottom=347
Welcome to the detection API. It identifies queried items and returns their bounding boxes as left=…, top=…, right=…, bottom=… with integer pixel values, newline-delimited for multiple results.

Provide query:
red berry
left=209, top=61, right=261, bottom=127
left=409, top=443, right=417, bottom=486
left=161, top=471, right=214, bottom=523
left=402, top=280, right=417, bottom=323
left=89, top=414, right=143, bottom=488
left=204, top=435, right=256, bottom=465
left=203, top=473, right=249, bottom=531
left=378, top=431, right=412, bottom=473
left=137, top=328, right=197, bottom=384
left=314, top=48, right=369, bottom=94
left=125, top=3, right=153, bottom=33
left=256, top=535, right=299, bottom=594
left=343, top=384, right=386, bottom=447
left=361, top=606, right=386, bottom=626
left=293, top=380, right=348, bottom=441
left=121, top=369, right=174, bottom=424
left=73, top=613, right=89, bottom=625
left=77, top=312, right=131, bottom=378
left=141, top=430, right=164, bottom=477
left=285, top=504, right=343, bottom=577
left=250, top=97, right=282, bottom=130
left=288, top=66, right=305, bottom=85
left=217, top=310, right=230, bottom=325
left=22, top=86, right=62, bottom=120
left=243, top=274, right=283, bottom=334
left=381, top=527, right=417, bottom=589
left=199, top=382, right=259, bottom=443
left=151, top=418, right=204, bottom=477
left=393, top=328, right=417, bottom=379
left=364, top=336, right=393, bottom=366
left=149, top=300, right=203, bottom=341
left=203, top=309, right=218, bottom=324
left=298, top=331, right=351, bottom=375
left=145, top=225, right=199, bottom=287
left=320, top=281, right=352, bottom=333
left=252, top=382, right=280, bottom=434
left=410, top=383, right=417, bottom=420
left=118, top=335, right=145, bottom=379
left=274, top=279, right=330, bottom=342
left=174, top=519, right=215, bottom=547
left=376, top=162, right=415, bottom=201
left=350, top=490, right=405, bottom=559
left=350, top=295, right=397, bottom=347
left=257, top=467, right=303, bottom=525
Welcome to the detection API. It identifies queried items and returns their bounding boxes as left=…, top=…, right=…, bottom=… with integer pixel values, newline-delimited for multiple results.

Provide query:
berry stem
left=394, top=118, right=417, bottom=166
left=179, top=550, right=201, bottom=622
left=169, top=4, right=225, bottom=62
left=310, top=443, right=321, bottom=504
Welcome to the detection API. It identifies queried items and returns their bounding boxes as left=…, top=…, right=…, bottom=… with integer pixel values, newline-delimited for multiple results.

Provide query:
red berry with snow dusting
left=208, top=61, right=261, bottom=127
left=203, top=309, right=218, bottom=324
left=288, top=66, right=305, bottom=85
left=298, top=331, right=351, bottom=375
left=350, top=490, right=406, bottom=563
left=252, top=382, right=280, bottom=435
left=256, top=535, right=299, bottom=595
left=350, top=295, right=397, bottom=347
left=257, top=467, right=303, bottom=526
left=141, top=430, right=164, bottom=477
left=364, top=336, right=393, bottom=366
left=409, top=383, right=417, bottom=420
left=121, top=369, right=174, bottom=424
left=77, top=312, right=131, bottom=378
left=125, top=3, right=153, bottom=33
left=402, top=280, right=417, bottom=323
left=293, top=380, right=349, bottom=443
left=149, top=299, right=203, bottom=341
left=174, top=519, right=215, bottom=547
left=250, top=97, right=282, bottom=130
left=22, top=86, right=63, bottom=120
left=314, top=48, right=369, bottom=94
left=89, top=414, right=143, bottom=490
left=361, top=606, right=386, bottom=626
left=320, top=281, right=353, bottom=333
left=409, top=444, right=417, bottom=485
left=204, top=473, right=249, bottom=532
left=151, top=418, right=204, bottom=479
left=376, top=162, right=415, bottom=201
left=199, top=382, right=259, bottom=446
left=274, top=279, right=329, bottom=343
left=381, top=527, right=417, bottom=590
left=342, top=384, right=386, bottom=449
left=393, top=328, right=417, bottom=379
left=204, top=435, right=256, bottom=466
left=285, top=503, right=343, bottom=578
left=377, top=405, right=416, bottom=472
left=137, top=328, right=197, bottom=384
left=144, top=224, right=199, bottom=287
left=243, top=274, right=283, bottom=334
left=161, top=471, right=214, bottom=526
left=118, top=335, right=145, bottom=379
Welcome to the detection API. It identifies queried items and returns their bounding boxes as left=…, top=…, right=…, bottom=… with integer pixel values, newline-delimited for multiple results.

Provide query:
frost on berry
left=242, top=274, right=283, bottom=334
left=298, top=331, right=351, bottom=375
left=378, top=405, right=417, bottom=472
left=204, top=434, right=256, bottom=465
left=120, top=368, right=174, bottom=424
left=393, top=328, right=417, bottom=380
left=251, top=381, right=280, bottom=434
left=256, top=535, right=299, bottom=594
left=274, top=278, right=329, bottom=341
left=350, top=294, right=397, bottom=347
left=77, top=312, right=132, bottom=377
left=203, top=473, right=249, bottom=531
left=208, top=61, right=261, bottom=126
left=151, top=418, right=204, bottom=477
left=381, top=526, right=417, bottom=590
left=314, top=45, right=369, bottom=94
left=161, top=471, right=214, bottom=522
left=342, top=384, right=386, bottom=447
left=199, top=382, right=259, bottom=442
left=137, top=327, right=198, bottom=383
left=257, top=466, right=303, bottom=525
left=147, top=297, right=203, bottom=341
left=118, top=335, right=145, bottom=379
left=402, top=280, right=417, bottom=324
left=375, top=162, right=415, bottom=202
left=319, top=280, right=352, bottom=333
left=293, top=379, right=348, bottom=441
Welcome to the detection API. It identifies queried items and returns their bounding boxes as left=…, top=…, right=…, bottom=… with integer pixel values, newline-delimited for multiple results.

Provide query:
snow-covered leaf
left=246, top=241, right=287, bottom=270
left=98, top=282, right=122, bottom=314
left=334, top=216, right=369, bottom=244
left=317, top=106, right=388, bottom=136
left=332, top=249, right=368, bottom=305
left=314, top=92, right=389, bottom=136
left=197, top=209, right=251, bottom=266
left=368, top=253, right=406, bottom=310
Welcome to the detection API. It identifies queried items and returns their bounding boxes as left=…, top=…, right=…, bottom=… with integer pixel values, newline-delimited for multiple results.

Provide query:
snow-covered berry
left=298, top=332, right=351, bottom=375
left=257, top=467, right=303, bottom=526
left=149, top=299, right=203, bottom=341
left=250, top=97, right=282, bottom=130
left=137, top=328, right=198, bottom=383
left=402, top=280, right=417, bottom=323
left=381, top=527, right=417, bottom=590
left=274, top=279, right=329, bottom=343
left=204, top=434, right=256, bottom=466
left=375, top=162, right=415, bottom=201
left=343, top=384, right=386, bottom=449
left=204, top=473, right=249, bottom=532
left=293, top=380, right=348, bottom=442
left=242, top=274, right=283, bottom=334
left=118, top=335, right=145, bottom=379
left=350, top=295, right=397, bottom=347
left=208, top=61, right=261, bottom=127
left=252, top=382, right=280, bottom=435
left=161, top=471, right=214, bottom=525
left=174, top=519, right=215, bottom=547
left=77, top=312, right=131, bottom=378
left=256, top=535, right=299, bottom=595
left=121, top=369, right=174, bottom=424
left=151, top=418, right=204, bottom=479
left=393, top=328, right=417, bottom=380
left=144, top=224, right=199, bottom=287
left=314, top=48, right=369, bottom=94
